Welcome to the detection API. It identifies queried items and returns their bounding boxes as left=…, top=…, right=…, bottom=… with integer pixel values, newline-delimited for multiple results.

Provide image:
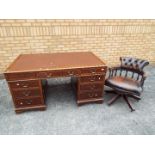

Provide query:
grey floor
left=0, top=66, right=155, bottom=135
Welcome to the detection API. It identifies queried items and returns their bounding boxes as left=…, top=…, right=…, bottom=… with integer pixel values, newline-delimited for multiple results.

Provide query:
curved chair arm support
left=108, top=66, right=121, bottom=78
left=140, top=72, right=148, bottom=90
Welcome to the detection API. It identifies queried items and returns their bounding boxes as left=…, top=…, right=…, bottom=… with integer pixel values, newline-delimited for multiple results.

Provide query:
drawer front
left=78, top=91, right=103, bottom=100
left=36, top=70, right=62, bottom=78
left=36, top=69, right=80, bottom=78
left=9, top=80, right=39, bottom=89
left=13, top=89, right=41, bottom=98
left=79, top=83, right=103, bottom=91
left=81, top=67, right=105, bottom=75
left=79, top=74, right=105, bottom=83
left=62, top=69, right=80, bottom=77
left=15, top=97, right=43, bottom=108
left=5, top=72, right=36, bottom=81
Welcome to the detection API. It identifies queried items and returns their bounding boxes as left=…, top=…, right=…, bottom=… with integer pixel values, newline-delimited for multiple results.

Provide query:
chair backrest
left=120, top=57, right=149, bottom=72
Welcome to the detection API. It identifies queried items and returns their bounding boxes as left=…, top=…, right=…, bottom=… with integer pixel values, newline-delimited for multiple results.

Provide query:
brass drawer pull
left=95, top=93, right=98, bottom=97
left=16, top=83, right=29, bottom=88
left=68, top=71, right=74, bottom=76
left=47, top=73, right=52, bottom=78
left=88, top=93, right=94, bottom=97
left=91, top=71, right=96, bottom=74
left=90, top=85, right=96, bottom=89
left=26, top=100, right=33, bottom=105
left=23, top=85, right=28, bottom=88
left=11, top=80, right=39, bottom=89
left=22, top=91, right=31, bottom=96
left=91, top=68, right=96, bottom=74
left=90, top=77, right=95, bottom=82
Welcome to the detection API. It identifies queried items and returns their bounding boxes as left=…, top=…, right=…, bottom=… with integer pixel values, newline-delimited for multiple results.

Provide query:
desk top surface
left=5, top=52, right=106, bottom=73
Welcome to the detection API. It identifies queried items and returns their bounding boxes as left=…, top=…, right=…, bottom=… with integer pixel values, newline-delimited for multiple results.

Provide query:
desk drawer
left=79, top=83, right=103, bottom=91
left=13, top=89, right=41, bottom=99
left=15, top=97, right=43, bottom=108
left=79, top=74, right=105, bottom=83
left=62, top=69, right=80, bottom=77
left=5, top=72, right=36, bottom=81
left=78, top=91, right=103, bottom=100
left=81, top=67, right=105, bottom=75
left=36, top=69, right=80, bottom=78
left=36, top=71, right=62, bottom=78
left=9, top=80, right=39, bottom=89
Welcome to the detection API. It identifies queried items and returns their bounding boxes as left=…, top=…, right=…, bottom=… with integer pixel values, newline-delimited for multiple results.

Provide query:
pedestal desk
left=4, top=52, right=107, bottom=113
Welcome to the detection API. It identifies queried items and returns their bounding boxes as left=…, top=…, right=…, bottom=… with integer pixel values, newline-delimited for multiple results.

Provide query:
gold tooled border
left=4, top=52, right=107, bottom=74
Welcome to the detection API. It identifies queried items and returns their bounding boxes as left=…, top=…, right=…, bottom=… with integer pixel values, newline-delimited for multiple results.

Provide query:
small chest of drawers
left=8, top=80, right=46, bottom=113
left=77, top=72, right=106, bottom=105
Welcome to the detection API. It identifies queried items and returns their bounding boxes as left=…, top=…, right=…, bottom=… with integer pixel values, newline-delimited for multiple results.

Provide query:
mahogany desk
left=4, top=52, right=107, bottom=113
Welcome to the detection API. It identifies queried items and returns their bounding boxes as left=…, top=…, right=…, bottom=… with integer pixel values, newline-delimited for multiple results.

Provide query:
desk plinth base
left=77, top=98, right=104, bottom=106
left=15, top=105, right=47, bottom=114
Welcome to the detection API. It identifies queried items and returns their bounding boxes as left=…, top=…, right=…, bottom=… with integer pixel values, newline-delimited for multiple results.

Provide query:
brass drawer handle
left=91, top=69, right=96, bottom=74
left=23, top=85, right=28, bottom=88
left=94, top=93, right=98, bottom=97
left=26, top=100, right=33, bottom=105
left=90, top=77, right=96, bottom=82
left=88, top=93, right=94, bottom=97
left=90, top=85, right=96, bottom=89
left=68, top=71, right=74, bottom=76
left=22, top=91, right=31, bottom=96
left=16, top=83, right=29, bottom=88
left=47, top=73, right=52, bottom=78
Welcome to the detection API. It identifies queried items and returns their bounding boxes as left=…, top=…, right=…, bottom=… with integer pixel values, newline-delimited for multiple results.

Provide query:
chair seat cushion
left=105, top=76, right=142, bottom=95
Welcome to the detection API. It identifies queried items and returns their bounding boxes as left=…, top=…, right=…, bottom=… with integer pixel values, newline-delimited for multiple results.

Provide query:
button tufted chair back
left=120, top=57, right=149, bottom=71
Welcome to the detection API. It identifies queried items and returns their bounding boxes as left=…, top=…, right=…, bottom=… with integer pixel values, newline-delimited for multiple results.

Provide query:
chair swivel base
left=105, top=90, right=140, bottom=112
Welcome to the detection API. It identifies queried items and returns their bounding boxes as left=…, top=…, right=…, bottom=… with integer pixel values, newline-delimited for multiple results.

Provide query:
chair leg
left=107, top=94, right=121, bottom=105
left=105, top=90, right=117, bottom=94
left=123, top=95, right=135, bottom=112
left=128, top=94, right=141, bottom=101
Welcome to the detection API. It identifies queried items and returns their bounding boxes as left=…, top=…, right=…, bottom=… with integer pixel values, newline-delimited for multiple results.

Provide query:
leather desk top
left=5, top=52, right=106, bottom=73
